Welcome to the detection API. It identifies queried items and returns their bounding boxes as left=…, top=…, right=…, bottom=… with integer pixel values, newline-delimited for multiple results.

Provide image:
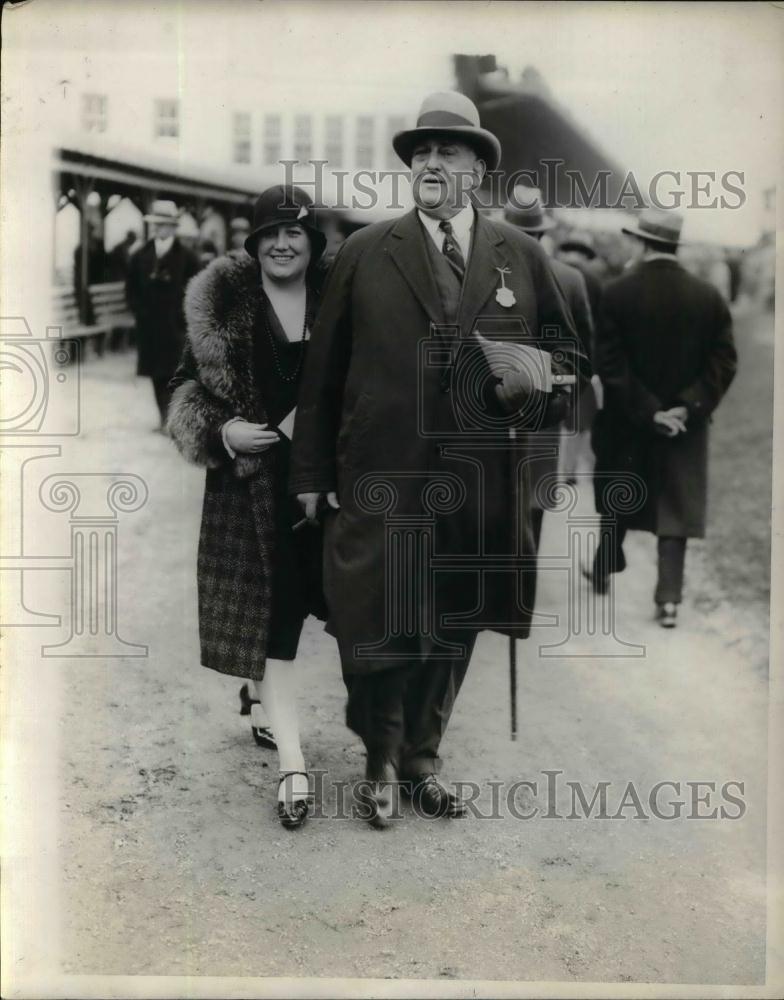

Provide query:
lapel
left=157, top=238, right=182, bottom=274
left=458, top=213, right=510, bottom=333
left=388, top=209, right=445, bottom=326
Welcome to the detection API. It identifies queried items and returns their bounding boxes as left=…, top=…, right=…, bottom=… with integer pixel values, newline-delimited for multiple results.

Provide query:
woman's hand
left=225, top=420, right=280, bottom=454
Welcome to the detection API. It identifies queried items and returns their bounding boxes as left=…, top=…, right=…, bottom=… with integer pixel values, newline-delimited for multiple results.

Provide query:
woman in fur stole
left=168, top=185, right=329, bottom=830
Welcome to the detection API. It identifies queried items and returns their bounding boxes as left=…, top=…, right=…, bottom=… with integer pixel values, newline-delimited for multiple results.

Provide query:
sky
left=6, top=0, right=783, bottom=244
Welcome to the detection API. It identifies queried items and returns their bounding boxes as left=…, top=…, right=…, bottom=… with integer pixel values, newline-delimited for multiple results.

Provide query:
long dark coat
left=290, top=209, right=586, bottom=675
left=592, top=257, right=737, bottom=537
left=126, top=238, right=201, bottom=379
left=525, top=257, right=595, bottom=511
left=167, top=255, right=317, bottom=679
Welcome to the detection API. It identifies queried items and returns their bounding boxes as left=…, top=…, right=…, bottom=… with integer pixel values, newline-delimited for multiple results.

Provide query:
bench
left=51, top=286, right=111, bottom=363
left=88, top=282, right=136, bottom=351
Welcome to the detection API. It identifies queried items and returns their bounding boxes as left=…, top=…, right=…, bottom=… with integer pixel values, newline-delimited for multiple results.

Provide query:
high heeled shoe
left=277, top=771, right=313, bottom=830
left=238, top=684, right=277, bottom=750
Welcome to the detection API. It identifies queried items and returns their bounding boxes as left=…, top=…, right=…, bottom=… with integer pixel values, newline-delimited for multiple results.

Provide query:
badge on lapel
left=495, top=266, right=516, bottom=308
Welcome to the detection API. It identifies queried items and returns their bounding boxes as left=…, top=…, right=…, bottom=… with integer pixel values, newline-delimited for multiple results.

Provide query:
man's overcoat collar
left=387, top=208, right=512, bottom=331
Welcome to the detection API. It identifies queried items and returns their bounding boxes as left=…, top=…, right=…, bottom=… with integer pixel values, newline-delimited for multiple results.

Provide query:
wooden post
left=73, top=174, right=95, bottom=325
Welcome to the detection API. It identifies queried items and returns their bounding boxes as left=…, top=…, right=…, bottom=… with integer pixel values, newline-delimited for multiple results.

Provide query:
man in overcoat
left=503, top=187, right=595, bottom=553
left=290, top=92, right=586, bottom=825
left=126, top=200, right=201, bottom=429
left=588, top=208, right=737, bottom=627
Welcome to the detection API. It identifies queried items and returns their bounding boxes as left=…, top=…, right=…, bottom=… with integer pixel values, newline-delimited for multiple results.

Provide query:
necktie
left=439, top=219, right=466, bottom=282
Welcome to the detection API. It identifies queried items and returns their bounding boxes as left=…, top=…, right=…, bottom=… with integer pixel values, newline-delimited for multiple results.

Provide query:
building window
left=325, top=114, right=344, bottom=168
left=82, top=93, right=107, bottom=133
left=262, top=114, right=282, bottom=164
left=356, top=115, right=374, bottom=169
left=154, top=99, right=179, bottom=139
left=294, top=114, right=312, bottom=163
left=233, top=111, right=252, bottom=164
left=386, top=115, right=407, bottom=168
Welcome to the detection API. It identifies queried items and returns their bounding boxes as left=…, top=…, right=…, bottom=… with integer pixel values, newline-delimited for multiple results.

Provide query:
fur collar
left=183, top=253, right=264, bottom=420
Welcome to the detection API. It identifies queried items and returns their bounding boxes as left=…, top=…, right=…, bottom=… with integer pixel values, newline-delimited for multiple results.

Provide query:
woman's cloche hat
left=503, top=186, right=555, bottom=233
left=393, top=91, right=502, bottom=172
left=144, top=199, right=180, bottom=224
left=622, top=207, right=684, bottom=246
left=244, top=185, right=327, bottom=259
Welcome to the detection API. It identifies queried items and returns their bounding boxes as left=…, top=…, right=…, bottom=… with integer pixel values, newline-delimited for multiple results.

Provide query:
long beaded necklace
left=261, top=287, right=310, bottom=384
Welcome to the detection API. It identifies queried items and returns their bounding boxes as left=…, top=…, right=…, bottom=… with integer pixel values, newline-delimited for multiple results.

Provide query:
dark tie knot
left=438, top=220, right=454, bottom=236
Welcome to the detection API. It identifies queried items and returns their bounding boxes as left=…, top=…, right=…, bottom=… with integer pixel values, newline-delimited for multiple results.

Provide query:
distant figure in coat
left=555, top=232, right=604, bottom=483
left=503, top=187, right=594, bottom=553
left=126, top=200, right=201, bottom=429
left=291, top=92, right=586, bottom=827
left=587, top=208, right=737, bottom=628
left=73, top=225, right=107, bottom=324
left=107, top=230, right=139, bottom=282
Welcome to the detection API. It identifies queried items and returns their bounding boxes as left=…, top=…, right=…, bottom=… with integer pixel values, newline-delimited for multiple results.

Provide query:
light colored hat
left=393, top=91, right=502, bottom=171
left=622, top=207, right=684, bottom=246
left=503, top=186, right=555, bottom=233
left=144, top=199, right=179, bottom=224
left=176, top=213, right=200, bottom=239
left=230, top=217, right=251, bottom=233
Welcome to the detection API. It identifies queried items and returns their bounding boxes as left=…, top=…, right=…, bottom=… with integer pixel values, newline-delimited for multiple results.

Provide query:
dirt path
left=46, top=325, right=769, bottom=986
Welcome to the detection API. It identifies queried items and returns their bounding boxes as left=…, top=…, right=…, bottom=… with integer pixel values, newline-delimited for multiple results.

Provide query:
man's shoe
left=356, top=760, right=400, bottom=830
left=581, top=564, right=609, bottom=595
left=656, top=602, right=678, bottom=628
left=408, top=774, right=467, bottom=818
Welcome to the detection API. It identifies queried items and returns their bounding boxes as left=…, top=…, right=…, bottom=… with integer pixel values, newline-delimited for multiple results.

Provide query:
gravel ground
left=34, top=308, right=771, bottom=988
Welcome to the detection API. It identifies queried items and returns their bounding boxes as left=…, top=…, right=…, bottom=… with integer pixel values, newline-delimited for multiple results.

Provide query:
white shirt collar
left=417, top=203, right=475, bottom=262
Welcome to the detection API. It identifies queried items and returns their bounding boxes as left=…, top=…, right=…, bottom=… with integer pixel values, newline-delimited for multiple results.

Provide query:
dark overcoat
left=290, top=208, right=587, bottom=675
left=167, top=255, right=294, bottom=679
left=525, top=257, right=595, bottom=511
left=126, top=238, right=201, bottom=379
left=592, top=257, right=737, bottom=537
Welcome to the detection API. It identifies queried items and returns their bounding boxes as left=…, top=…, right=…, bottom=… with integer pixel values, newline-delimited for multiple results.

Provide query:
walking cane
left=509, top=636, right=518, bottom=741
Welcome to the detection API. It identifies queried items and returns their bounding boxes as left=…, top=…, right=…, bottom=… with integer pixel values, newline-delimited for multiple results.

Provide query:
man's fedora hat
left=393, top=91, right=502, bottom=171
left=622, top=207, right=684, bottom=246
left=503, top=186, right=555, bottom=233
left=244, top=184, right=326, bottom=259
left=144, top=199, right=180, bottom=224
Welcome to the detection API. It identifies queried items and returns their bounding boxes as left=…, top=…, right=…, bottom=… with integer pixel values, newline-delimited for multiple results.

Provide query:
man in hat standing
left=553, top=232, right=604, bottom=484
left=126, top=200, right=201, bottom=429
left=555, top=232, right=603, bottom=326
left=290, top=92, right=586, bottom=826
left=503, top=187, right=595, bottom=552
left=587, top=208, right=737, bottom=627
